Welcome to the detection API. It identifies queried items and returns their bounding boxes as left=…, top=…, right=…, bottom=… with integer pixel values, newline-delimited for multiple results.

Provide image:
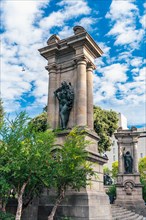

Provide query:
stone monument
left=38, top=26, right=112, bottom=220
left=115, top=127, right=146, bottom=216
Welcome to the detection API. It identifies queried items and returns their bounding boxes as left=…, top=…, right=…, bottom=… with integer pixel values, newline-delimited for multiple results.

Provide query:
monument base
left=38, top=191, right=111, bottom=220
left=115, top=173, right=146, bottom=217
left=38, top=129, right=112, bottom=220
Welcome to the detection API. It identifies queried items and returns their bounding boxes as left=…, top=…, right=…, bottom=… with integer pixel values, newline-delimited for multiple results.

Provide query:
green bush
left=0, top=211, right=15, bottom=220
left=140, top=177, right=146, bottom=202
left=107, top=184, right=116, bottom=197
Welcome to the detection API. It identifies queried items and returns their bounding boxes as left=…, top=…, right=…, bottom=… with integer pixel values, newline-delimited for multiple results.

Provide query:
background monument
left=115, top=127, right=146, bottom=216
left=38, top=26, right=112, bottom=219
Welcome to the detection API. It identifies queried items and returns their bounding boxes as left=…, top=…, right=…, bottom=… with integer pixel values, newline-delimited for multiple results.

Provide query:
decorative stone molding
left=47, top=34, right=60, bottom=45
left=45, top=63, right=57, bottom=73
left=73, top=25, right=86, bottom=35
left=123, top=181, right=135, bottom=195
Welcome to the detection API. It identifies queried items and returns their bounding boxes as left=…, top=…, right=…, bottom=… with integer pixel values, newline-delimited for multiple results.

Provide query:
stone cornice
left=38, top=26, right=103, bottom=61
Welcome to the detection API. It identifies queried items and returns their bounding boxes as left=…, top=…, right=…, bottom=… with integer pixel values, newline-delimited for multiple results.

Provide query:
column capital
left=45, top=63, right=57, bottom=74
left=75, top=56, right=88, bottom=65
left=87, top=61, right=96, bottom=70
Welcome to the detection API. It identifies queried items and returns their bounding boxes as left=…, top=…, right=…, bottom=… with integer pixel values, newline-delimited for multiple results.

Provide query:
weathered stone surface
left=115, top=128, right=146, bottom=216
left=37, top=26, right=112, bottom=220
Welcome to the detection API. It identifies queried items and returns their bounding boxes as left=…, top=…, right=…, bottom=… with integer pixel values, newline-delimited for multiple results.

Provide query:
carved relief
left=124, top=181, right=134, bottom=195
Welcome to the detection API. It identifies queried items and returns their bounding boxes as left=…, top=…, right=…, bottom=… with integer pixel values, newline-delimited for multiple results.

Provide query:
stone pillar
left=76, top=57, right=87, bottom=126
left=118, top=141, right=123, bottom=173
left=133, top=141, right=138, bottom=173
left=46, top=64, right=57, bottom=129
left=87, top=64, right=94, bottom=129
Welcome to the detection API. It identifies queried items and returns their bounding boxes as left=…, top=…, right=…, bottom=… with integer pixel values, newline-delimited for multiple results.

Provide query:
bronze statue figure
left=123, top=149, right=133, bottom=173
left=54, top=81, right=74, bottom=129
left=104, top=174, right=113, bottom=185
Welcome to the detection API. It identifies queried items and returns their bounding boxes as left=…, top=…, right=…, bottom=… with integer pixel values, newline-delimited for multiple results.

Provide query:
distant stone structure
left=38, top=26, right=112, bottom=220
left=115, top=127, right=146, bottom=216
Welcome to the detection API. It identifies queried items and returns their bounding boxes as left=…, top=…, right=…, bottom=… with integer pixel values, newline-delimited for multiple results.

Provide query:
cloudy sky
left=1, top=0, right=146, bottom=127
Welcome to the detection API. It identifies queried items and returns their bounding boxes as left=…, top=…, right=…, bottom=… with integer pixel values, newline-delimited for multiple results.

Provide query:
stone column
left=46, top=64, right=57, bottom=129
left=133, top=141, right=138, bottom=173
left=87, top=64, right=94, bottom=129
left=118, top=141, right=123, bottom=173
left=76, top=57, right=87, bottom=126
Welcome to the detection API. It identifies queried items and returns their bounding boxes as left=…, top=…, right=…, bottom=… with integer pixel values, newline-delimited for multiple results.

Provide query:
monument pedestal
left=115, top=128, right=146, bottom=217
left=38, top=130, right=112, bottom=220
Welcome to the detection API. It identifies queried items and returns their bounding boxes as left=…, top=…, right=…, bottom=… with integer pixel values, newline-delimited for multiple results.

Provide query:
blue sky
left=1, top=0, right=146, bottom=127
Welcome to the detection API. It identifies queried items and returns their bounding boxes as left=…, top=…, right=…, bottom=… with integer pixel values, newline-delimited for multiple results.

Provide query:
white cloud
left=130, top=57, right=143, bottom=67
left=58, top=26, right=74, bottom=39
left=106, top=1, right=138, bottom=20
left=134, top=67, right=146, bottom=81
left=97, top=63, right=128, bottom=82
left=75, top=17, right=96, bottom=30
left=1, top=0, right=93, bottom=116
left=106, top=0, right=144, bottom=48
left=39, top=0, right=91, bottom=35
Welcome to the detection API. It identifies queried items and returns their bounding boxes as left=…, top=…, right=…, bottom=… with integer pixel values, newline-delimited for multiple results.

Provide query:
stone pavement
left=111, top=205, right=146, bottom=220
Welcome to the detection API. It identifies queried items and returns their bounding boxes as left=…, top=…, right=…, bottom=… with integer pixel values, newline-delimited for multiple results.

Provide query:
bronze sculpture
left=123, top=149, right=133, bottom=173
left=54, top=81, right=74, bottom=129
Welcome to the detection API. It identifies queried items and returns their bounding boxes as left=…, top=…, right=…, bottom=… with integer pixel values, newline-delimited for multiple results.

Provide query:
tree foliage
left=29, top=111, right=48, bottom=132
left=40, top=128, right=95, bottom=220
left=138, top=157, right=146, bottom=201
left=0, top=113, right=95, bottom=220
left=103, top=166, right=111, bottom=175
left=0, top=98, right=4, bottom=128
left=94, top=106, right=118, bottom=153
left=0, top=112, right=55, bottom=219
left=111, top=161, right=118, bottom=179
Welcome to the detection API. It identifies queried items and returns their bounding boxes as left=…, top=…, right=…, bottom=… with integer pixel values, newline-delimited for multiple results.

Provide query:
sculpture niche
left=123, top=149, right=133, bottom=173
left=54, top=81, right=74, bottom=130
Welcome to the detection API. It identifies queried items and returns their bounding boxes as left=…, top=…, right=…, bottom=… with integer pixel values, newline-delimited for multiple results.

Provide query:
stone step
left=111, top=205, right=145, bottom=220
left=112, top=210, right=132, bottom=215
left=112, top=212, right=138, bottom=220
left=137, top=216, right=145, bottom=220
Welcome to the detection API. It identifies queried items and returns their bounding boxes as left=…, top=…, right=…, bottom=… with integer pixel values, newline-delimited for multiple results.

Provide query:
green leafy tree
left=103, top=166, right=111, bottom=175
left=111, top=161, right=118, bottom=180
left=0, top=98, right=4, bottom=128
left=94, top=106, right=118, bottom=153
left=39, top=128, right=95, bottom=220
left=1, top=113, right=95, bottom=220
left=29, top=111, right=48, bottom=132
left=0, top=112, right=55, bottom=220
left=139, top=157, right=146, bottom=201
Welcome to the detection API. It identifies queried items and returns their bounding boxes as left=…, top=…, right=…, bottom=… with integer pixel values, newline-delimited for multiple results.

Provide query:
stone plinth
left=38, top=130, right=112, bottom=220
left=115, top=127, right=146, bottom=216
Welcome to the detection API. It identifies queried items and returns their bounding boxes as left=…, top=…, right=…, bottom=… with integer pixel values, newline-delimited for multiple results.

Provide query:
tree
left=1, top=113, right=95, bottom=220
left=138, top=157, right=146, bottom=201
left=0, top=98, right=4, bottom=128
left=0, top=112, right=55, bottom=220
left=93, top=106, right=118, bottom=153
left=29, top=111, right=48, bottom=132
left=103, top=166, right=111, bottom=175
left=111, top=161, right=118, bottom=180
left=39, top=128, right=95, bottom=220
